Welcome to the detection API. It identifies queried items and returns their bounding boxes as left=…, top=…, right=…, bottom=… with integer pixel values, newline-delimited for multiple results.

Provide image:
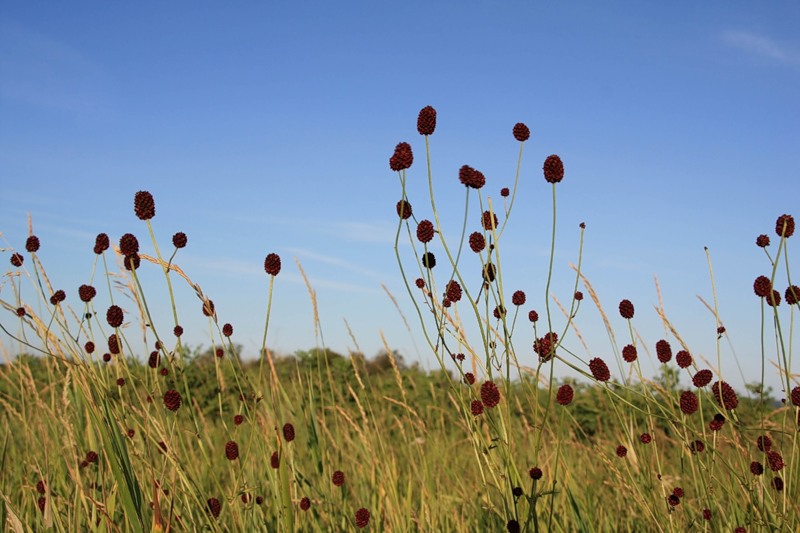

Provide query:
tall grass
left=0, top=107, right=797, bottom=531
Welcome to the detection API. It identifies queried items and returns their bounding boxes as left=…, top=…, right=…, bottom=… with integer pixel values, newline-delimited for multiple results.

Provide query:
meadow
left=1, top=106, right=798, bottom=532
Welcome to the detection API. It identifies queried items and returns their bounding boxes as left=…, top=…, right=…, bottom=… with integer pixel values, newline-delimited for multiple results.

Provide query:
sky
left=1, top=2, right=799, bottom=396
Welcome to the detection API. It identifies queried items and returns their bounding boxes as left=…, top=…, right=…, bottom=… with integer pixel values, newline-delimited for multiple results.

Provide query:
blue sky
left=2, top=2, right=799, bottom=395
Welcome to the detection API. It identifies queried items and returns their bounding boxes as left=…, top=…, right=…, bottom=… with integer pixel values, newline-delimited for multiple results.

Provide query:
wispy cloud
left=720, top=30, right=800, bottom=69
left=287, top=247, right=383, bottom=280
left=327, top=221, right=398, bottom=244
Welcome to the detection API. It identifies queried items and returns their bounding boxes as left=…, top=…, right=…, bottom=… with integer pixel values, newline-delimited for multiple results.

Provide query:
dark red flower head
left=676, top=350, right=692, bottom=368
left=756, top=234, right=770, bottom=247
left=459, top=165, right=486, bottom=189
left=355, top=508, right=370, bottom=529
left=693, top=369, right=713, bottom=387
left=225, top=440, right=239, bottom=460
left=754, top=275, right=772, bottom=297
left=757, top=435, right=772, bottom=452
left=445, top=280, right=462, bottom=302
left=616, top=445, right=627, bottom=458
left=529, top=466, right=543, bottom=480
left=106, top=305, right=124, bottom=328
left=389, top=142, right=413, bottom=171
left=396, top=200, right=413, bottom=220
left=775, top=214, right=794, bottom=238
left=656, top=340, right=672, bottom=363
left=417, top=106, right=437, bottom=135
left=207, top=497, right=221, bottom=519
left=512, top=290, right=526, bottom=306
left=786, top=285, right=800, bottom=305
left=680, top=391, right=699, bottom=415
left=622, top=344, right=637, bottom=363
left=556, top=384, right=574, bottom=405
left=543, top=154, right=564, bottom=183
left=264, top=253, right=281, bottom=276
left=10, top=253, right=23, bottom=267
left=469, top=232, right=485, bottom=253
left=78, top=284, right=96, bottom=302
left=416, top=220, right=435, bottom=243
left=534, top=332, right=558, bottom=362
left=528, top=310, right=539, bottom=322
left=174, top=325, right=183, bottom=337
left=223, top=323, right=233, bottom=337
left=134, top=191, right=155, bottom=220
left=589, top=357, right=610, bottom=382
left=25, top=236, right=40, bottom=253
left=299, top=496, right=311, bottom=511
left=500, top=187, right=510, bottom=197
left=202, top=299, right=215, bottom=317
left=513, top=123, right=530, bottom=142
left=482, top=210, right=498, bottom=231
left=123, top=253, right=140, bottom=271
left=507, top=519, right=521, bottom=533
left=270, top=451, right=280, bottom=469
left=790, top=385, right=800, bottom=407
left=619, top=299, right=634, bottom=319
left=94, top=233, right=110, bottom=254
left=421, top=252, right=436, bottom=269
left=470, top=399, right=484, bottom=415
left=640, top=433, right=652, bottom=444
left=712, top=380, right=738, bottom=410
left=283, top=423, right=295, bottom=442
left=750, top=461, right=764, bottom=475
left=332, top=470, right=345, bottom=486
left=481, top=381, right=501, bottom=408
left=50, top=290, right=66, bottom=305
left=172, top=232, right=187, bottom=248
left=163, top=389, right=182, bottom=411
left=767, top=451, right=784, bottom=472
left=767, top=290, right=781, bottom=307
left=108, top=333, right=120, bottom=354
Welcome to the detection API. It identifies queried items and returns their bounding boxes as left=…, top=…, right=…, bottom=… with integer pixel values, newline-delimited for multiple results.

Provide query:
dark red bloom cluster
left=786, top=285, right=800, bottom=305
left=791, top=385, right=800, bottom=407
left=470, top=400, right=484, bottom=416
left=464, top=372, right=475, bottom=385
left=680, top=391, right=699, bottom=415
left=174, top=325, right=184, bottom=337
left=482, top=263, right=496, bottom=283
left=234, top=414, right=244, bottom=426
left=50, top=290, right=66, bottom=305
left=556, top=384, right=574, bottom=405
left=124, top=253, right=140, bottom=270
left=270, top=451, right=280, bottom=469
left=79, top=284, right=96, bottom=302
left=481, top=381, right=501, bottom=408
left=534, top=332, right=558, bottom=362
left=500, top=187, right=510, bottom=197
left=528, top=310, right=539, bottom=323
left=622, top=344, right=637, bottom=363
left=207, top=497, right=221, bottom=519
left=106, top=305, right=124, bottom=328
left=750, top=461, right=764, bottom=475
left=693, top=369, right=713, bottom=388
left=667, top=494, right=679, bottom=507
left=616, top=445, right=627, bottom=458
left=512, top=290, right=526, bottom=306
left=656, top=340, right=672, bottom=363
left=690, top=440, right=705, bottom=454
left=757, top=435, right=772, bottom=452
left=299, top=497, right=311, bottom=511
left=445, top=280, right=462, bottom=302
left=513, top=122, right=530, bottom=142
left=772, top=477, right=784, bottom=491
left=223, top=323, right=233, bottom=337
left=421, top=252, right=436, bottom=269
left=640, top=433, right=652, bottom=444
left=753, top=275, right=771, bottom=297
left=26, top=236, right=40, bottom=253
left=589, top=357, right=610, bottom=382
left=459, top=165, right=486, bottom=189
left=415, top=278, right=425, bottom=289
left=396, top=200, right=413, bottom=219
left=709, top=413, right=726, bottom=431
left=775, top=214, right=794, bottom=238
left=574, top=291, right=584, bottom=301
left=469, top=232, right=486, bottom=253
left=332, top=470, right=345, bottom=486
left=543, top=154, right=564, bottom=183
left=202, top=299, right=215, bottom=317
left=36, top=480, right=46, bottom=494
left=493, top=305, right=506, bottom=319
left=756, top=234, right=770, bottom=247
left=507, top=519, right=521, bottom=533
left=163, top=389, right=182, bottom=411
left=711, top=381, right=739, bottom=410
left=417, top=106, right=437, bottom=135
left=85, top=450, right=99, bottom=464
left=283, top=423, right=295, bottom=442
left=225, top=441, right=239, bottom=461
left=148, top=351, right=159, bottom=368
left=85, top=342, right=95, bottom=354
left=529, top=466, right=543, bottom=480
left=675, top=350, right=692, bottom=368
left=215, top=348, right=224, bottom=358
left=355, top=508, right=370, bottom=529
left=264, top=253, right=281, bottom=276
left=16, top=307, right=25, bottom=317
left=172, top=232, right=187, bottom=248
left=94, top=233, right=110, bottom=254
left=619, top=299, right=634, bottom=319
left=416, top=220, right=435, bottom=243
left=767, top=290, right=781, bottom=307
left=119, top=233, right=139, bottom=255
left=481, top=210, right=498, bottom=231
left=134, top=191, right=155, bottom=220
left=767, top=451, right=784, bottom=472
left=10, top=253, right=24, bottom=267
left=389, top=142, right=413, bottom=171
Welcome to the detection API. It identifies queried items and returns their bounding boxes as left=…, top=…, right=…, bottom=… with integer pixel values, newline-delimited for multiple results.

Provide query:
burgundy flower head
left=790, top=385, right=800, bottom=407
left=223, top=323, right=233, bottom=337
left=619, top=299, right=634, bottom=319
left=675, top=350, right=692, bottom=368
left=10, top=253, right=23, bottom=267
left=481, top=210, right=498, bottom=231
left=616, top=445, right=627, bottom=458
left=786, top=285, right=800, bottom=305
left=445, top=280, right=462, bottom=302
left=640, top=433, right=652, bottom=444
left=528, top=310, right=539, bottom=323
left=106, top=305, right=124, bottom=328
left=79, top=284, right=97, bottom=302
left=470, top=399, right=484, bottom=416
left=481, top=381, right=501, bottom=408
left=163, top=389, right=182, bottom=411
left=711, top=380, right=738, bottom=410
left=264, top=253, right=281, bottom=276
left=656, top=339, right=672, bottom=363
left=225, top=440, right=239, bottom=461
left=94, top=233, right=110, bottom=254
left=389, top=142, right=413, bottom=171
left=332, top=470, right=345, bottom=486
left=500, top=187, right=510, bottom=197
left=134, top=191, right=155, bottom=220
left=417, top=106, right=437, bottom=135
left=172, top=232, right=187, bottom=248
left=534, top=332, right=558, bottom=362
left=25, top=236, right=40, bottom=253
left=556, top=384, right=574, bottom=405
left=529, top=466, right=543, bottom=480
left=459, top=165, right=486, bottom=189
left=355, top=508, right=370, bottom=529
left=50, top=290, right=66, bottom=305
left=416, top=220, right=435, bottom=243
left=283, top=423, right=295, bottom=442
left=589, top=357, right=610, bottom=382
left=775, top=214, right=794, bottom=238
left=421, top=252, right=436, bottom=269
left=680, top=391, right=699, bottom=415
left=767, top=290, right=781, bottom=307
left=756, top=234, right=770, bottom=248
left=512, top=290, right=526, bottom=306
left=543, top=154, right=564, bottom=183
left=396, top=200, right=412, bottom=220
left=119, top=233, right=139, bottom=256
left=622, top=344, right=637, bottom=363
left=693, top=369, right=713, bottom=388
left=207, top=498, right=221, bottom=519
left=469, top=232, right=486, bottom=253
left=513, top=122, right=530, bottom=142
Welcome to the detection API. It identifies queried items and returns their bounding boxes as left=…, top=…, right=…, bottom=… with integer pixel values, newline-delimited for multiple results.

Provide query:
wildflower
left=134, top=191, right=155, bottom=220
left=207, top=497, right=221, bottom=519
left=202, top=299, right=215, bottom=317
left=355, top=508, right=370, bottom=528
left=103, top=353, right=111, bottom=362
left=481, top=210, right=498, bottom=231
left=616, top=445, right=627, bottom=458
left=264, top=253, right=281, bottom=276
left=225, top=441, right=239, bottom=461
left=415, top=278, right=425, bottom=289
left=256, top=496, right=264, bottom=505
left=775, top=214, right=794, bottom=238
left=481, top=381, right=501, bottom=408
left=10, top=253, right=24, bottom=267
left=500, top=187, right=510, bottom=197
left=25, top=236, right=40, bottom=253
left=767, top=451, right=784, bottom=472
left=482, top=263, right=496, bottom=282
left=106, top=305, right=124, bottom=328
left=672, top=487, right=684, bottom=498
left=396, top=199, right=413, bottom=219
left=507, top=519, right=521, bottom=533
left=772, top=477, right=784, bottom=491
left=786, top=285, right=800, bottom=305
left=421, top=252, right=436, bottom=269
left=173, top=325, right=184, bottom=337
left=332, top=470, right=345, bottom=486
left=690, top=440, right=705, bottom=453
left=622, top=344, right=637, bottom=362
left=215, top=348, right=224, bottom=358
left=675, top=350, right=692, bottom=368
left=640, top=433, right=652, bottom=444
left=470, top=400, right=484, bottom=416
left=37, top=496, right=46, bottom=513
left=283, top=423, right=295, bottom=442
left=116, top=378, right=125, bottom=386
left=119, top=233, right=139, bottom=255
left=711, top=381, right=739, bottom=410
left=124, top=253, right=140, bottom=270
left=756, top=234, right=770, bottom=247
left=556, top=384, right=574, bottom=405
left=416, top=220, right=435, bottom=243
left=234, top=414, right=244, bottom=425
left=717, top=326, right=726, bottom=335
left=709, top=413, right=725, bottom=431
left=172, top=232, right=187, bottom=248
left=36, top=480, right=46, bottom=494
left=757, top=435, right=772, bottom=452
left=223, top=323, right=233, bottom=337
left=299, top=497, right=311, bottom=510
left=767, top=289, right=781, bottom=307
left=417, top=106, right=437, bottom=135
left=389, top=142, right=413, bottom=171
left=667, top=494, right=680, bottom=507
left=753, top=275, right=771, bottom=297
left=127, top=429, right=135, bottom=438
left=163, top=389, right=182, bottom=411
left=618, top=299, right=634, bottom=319
left=589, top=357, right=610, bottom=382
left=16, top=307, right=25, bottom=317
left=469, top=232, right=485, bottom=252
left=511, top=290, right=526, bottom=306
left=50, top=290, right=66, bottom=305
left=693, top=369, right=712, bottom=388
left=513, top=122, right=530, bottom=142
left=791, top=385, right=800, bottom=407
left=528, top=310, right=539, bottom=323
left=511, top=487, right=523, bottom=498
left=574, top=291, right=584, bottom=301
left=702, top=509, right=712, bottom=521
left=543, top=154, right=564, bottom=183
left=86, top=451, right=99, bottom=464
left=534, top=332, right=558, bottom=362
left=493, top=305, right=506, bottom=319
left=529, top=467, right=543, bottom=480
left=464, top=372, right=475, bottom=385
left=270, top=451, right=279, bottom=469
left=656, top=340, right=672, bottom=363
left=94, top=233, right=110, bottom=254
left=459, top=165, right=486, bottom=189
left=680, top=391, right=699, bottom=415
left=445, top=280, right=462, bottom=302
left=750, top=461, right=764, bottom=475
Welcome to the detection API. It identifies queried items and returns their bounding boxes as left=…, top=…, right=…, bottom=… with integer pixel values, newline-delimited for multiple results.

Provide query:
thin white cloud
left=720, top=30, right=800, bottom=68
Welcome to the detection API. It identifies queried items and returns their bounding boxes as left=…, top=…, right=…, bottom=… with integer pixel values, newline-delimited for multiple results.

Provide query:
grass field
left=1, top=107, right=798, bottom=531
